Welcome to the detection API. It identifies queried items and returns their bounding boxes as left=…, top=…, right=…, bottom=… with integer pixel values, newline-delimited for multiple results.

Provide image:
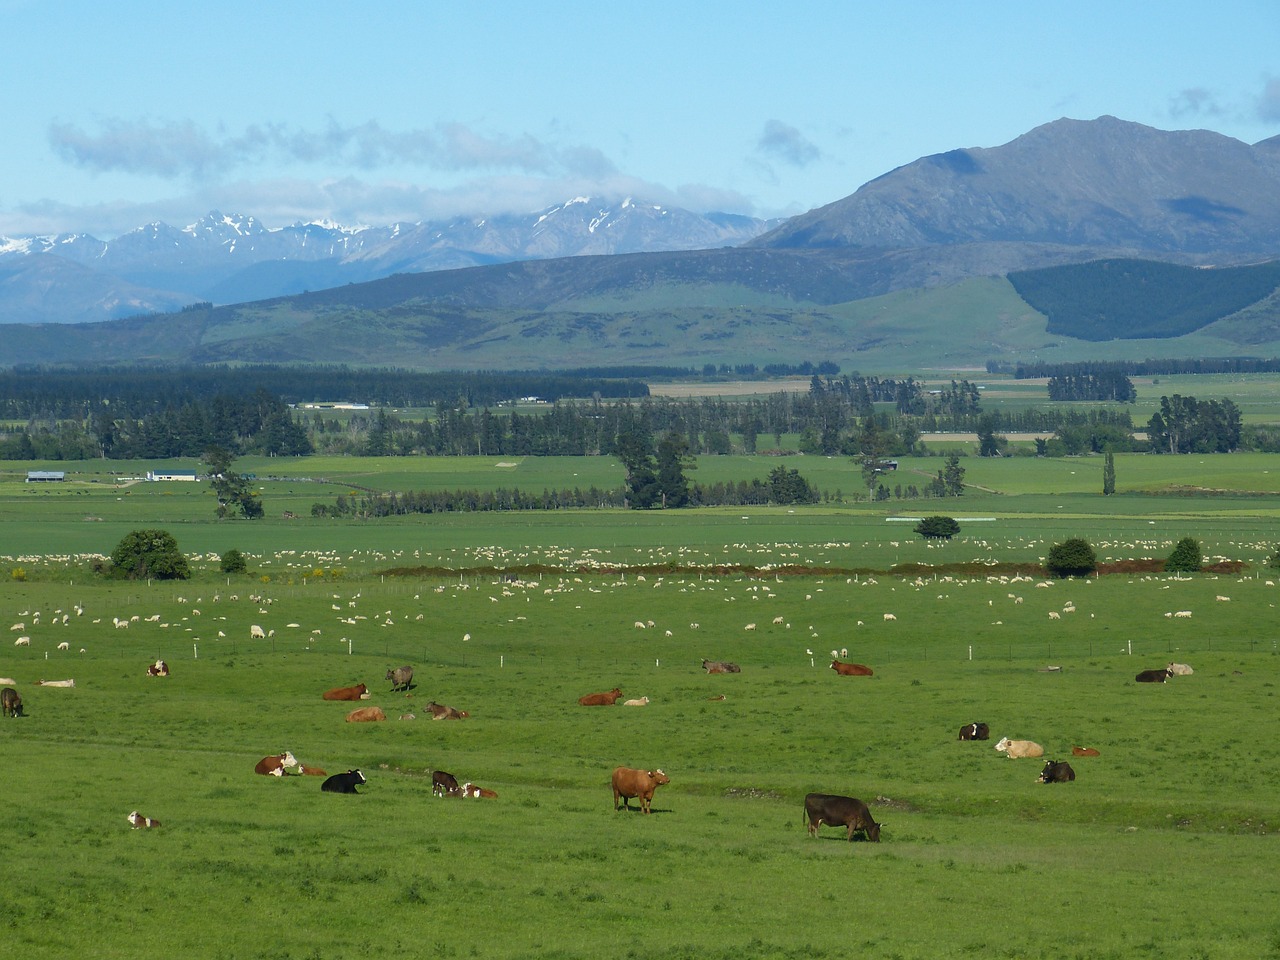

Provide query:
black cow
left=803, top=793, right=881, bottom=842
left=1, top=687, right=22, bottom=718
left=1037, top=760, right=1076, bottom=784
left=1135, top=668, right=1173, bottom=683
left=321, top=769, right=367, bottom=794
left=958, top=722, right=989, bottom=741
left=386, top=665, right=413, bottom=692
left=431, top=770, right=460, bottom=797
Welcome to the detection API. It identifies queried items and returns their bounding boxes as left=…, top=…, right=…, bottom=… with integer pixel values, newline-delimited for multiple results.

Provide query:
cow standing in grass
left=803, top=794, right=881, bottom=842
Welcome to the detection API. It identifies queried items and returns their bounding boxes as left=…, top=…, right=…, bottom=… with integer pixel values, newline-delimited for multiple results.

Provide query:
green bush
left=1045, top=537, right=1097, bottom=578
left=914, top=515, right=960, bottom=540
left=108, top=529, right=190, bottom=581
left=1165, top=536, right=1202, bottom=573
left=219, top=548, right=248, bottom=574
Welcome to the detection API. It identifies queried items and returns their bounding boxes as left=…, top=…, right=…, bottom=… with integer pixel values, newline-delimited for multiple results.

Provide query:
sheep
left=250, top=625, right=266, bottom=639
left=1048, top=611, right=1061, bottom=620
left=883, top=613, right=897, bottom=621
left=56, top=642, right=69, bottom=651
left=1173, top=610, right=1193, bottom=618
left=623, top=697, right=650, bottom=707
left=14, top=636, right=30, bottom=646
left=744, top=623, right=757, bottom=631
left=772, top=616, right=785, bottom=625
left=8, top=623, right=24, bottom=632
left=633, top=621, right=646, bottom=629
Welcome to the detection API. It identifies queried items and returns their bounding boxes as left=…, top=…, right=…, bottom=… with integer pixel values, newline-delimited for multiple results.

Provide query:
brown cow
left=432, top=770, right=460, bottom=797
left=254, top=751, right=299, bottom=776
left=457, top=782, right=498, bottom=799
left=299, top=765, right=328, bottom=776
left=958, top=722, right=990, bottom=741
left=830, top=660, right=873, bottom=676
left=803, top=793, right=881, bottom=842
left=1071, top=746, right=1101, bottom=757
left=611, top=767, right=670, bottom=814
left=426, top=700, right=469, bottom=720
left=146, top=660, right=169, bottom=677
left=579, top=688, right=623, bottom=706
left=127, top=810, right=161, bottom=829
left=701, top=659, right=740, bottom=674
left=345, top=706, right=387, bottom=722
left=322, top=683, right=368, bottom=701
left=1, top=687, right=22, bottom=718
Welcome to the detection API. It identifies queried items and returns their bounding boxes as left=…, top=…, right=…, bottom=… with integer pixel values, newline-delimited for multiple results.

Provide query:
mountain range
left=4, top=116, right=1280, bottom=372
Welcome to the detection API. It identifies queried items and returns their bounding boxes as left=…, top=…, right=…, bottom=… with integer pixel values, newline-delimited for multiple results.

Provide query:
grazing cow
left=1167, top=662, right=1194, bottom=676
left=1071, top=746, right=1101, bottom=757
left=322, top=683, right=367, bottom=701
left=37, top=679, right=75, bottom=688
left=385, top=665, right=413, bottom=692
left=829, top=660, right=873, bottom=677
left=958, top=722, right=990, bottom=741
left=611, top=767, right=670, bottom=814
left=254, top=751, right=300, bottom=776
left=701, top=659, right=741, bottom=674
left=321, top=770, right=366, bottom=794
left=1135, top=668, right=1173, bottom=683
left=127, top=811, right=161, bottom=829
left=994, top=737, right=1044, bottom=759
left=250, top=625, right=266, bottom=639
left=623, top=697, right=650, bottom=706
left=432, top=770, right=460, bottom=797
left=458, top=782, right=498, bottom=799
left=146, top=660, right=169, bottom=677
left=425, top=700, right=468, bottom=720
left=1037, top=760, right=1076, bottom=783
left=1, top=687, right=22, bottom=718
left=803, top=793, right=881, bottom=842
left=345, top=706, right=387, bottom=722
left=579, top=688, right=623, bottom=706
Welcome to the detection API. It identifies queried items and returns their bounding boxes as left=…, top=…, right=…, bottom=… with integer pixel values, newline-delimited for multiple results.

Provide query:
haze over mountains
left=4, top=116, right=1280, bottom=371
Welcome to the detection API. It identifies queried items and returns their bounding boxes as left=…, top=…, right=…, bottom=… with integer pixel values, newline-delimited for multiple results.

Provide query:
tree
left=768, top=466, right=818, bottom=505
left=943, top=453, right=965, bottom=496
left=1103, top=450, right=1116, bottom=496
left=655, top=431, right=693, bottom=508
left=1045, top=538, right=1097, bottom=578
left=614, top=428, right=661, bottom=509
left=1165, top=537, right=1202, bottom=573
left=203, top=446, right=264, bottom=519
left=219, top=548, right=248, bottom=574
left=109, top=529, right=190, bottom=581
left=914, top=515, right=960, bottom=540
left=976, top=413, right=1007, bottom=457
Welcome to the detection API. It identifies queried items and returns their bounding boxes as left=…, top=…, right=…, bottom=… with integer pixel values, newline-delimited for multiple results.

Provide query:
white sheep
left=1048, top=611, right=1061, bottom=620
left=250, top=625, right=266, bottom=639
left=883, top=613, right=897, bottom=621
left=14, top=636, right=30, bottom=646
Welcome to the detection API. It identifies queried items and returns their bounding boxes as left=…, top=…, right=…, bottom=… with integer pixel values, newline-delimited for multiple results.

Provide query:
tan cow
left=611, top=767, right=670, bottom=814
left=345, top=706, right=387, bottom=722
left=994, top=736, right=1044, bottom=759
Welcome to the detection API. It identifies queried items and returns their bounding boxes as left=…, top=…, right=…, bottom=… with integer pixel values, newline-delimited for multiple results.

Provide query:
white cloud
left=1169, top=87, right=1225, bottom=119
left=1257, top=76, right=1280, bottom=124
left=755, top=119, right=820, bottom=167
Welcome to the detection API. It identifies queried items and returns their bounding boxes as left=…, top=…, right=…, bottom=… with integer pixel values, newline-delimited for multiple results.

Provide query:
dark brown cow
left=701, top=660, right=740, bottom=674
left=1037, top=760, right=1076, bottom=783
left=1135, top=668, right=1173, bottom=683
left=1, top=686, right=22, bottom=718
left=432, top=770, right=460, bottom=797
left=611, top=767, right=670, bottom=814
left=579, top=688, right=623, bottom=706
left=322, top=683, right=368, bottom=701
left=426, top=701, right=469, bottom=720
left=803, top=793, right=881, bottom=842
left=958, top=722, right=990, bottom=741
left=829, top=660, right=873, bottom=677
left=1071, top=745, right=1100, bottom=757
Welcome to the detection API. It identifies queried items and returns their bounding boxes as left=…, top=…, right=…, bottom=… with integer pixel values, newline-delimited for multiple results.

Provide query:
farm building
left=146, top=470, right=198, bottom=482
left=26, top=470, right=65, bottom=482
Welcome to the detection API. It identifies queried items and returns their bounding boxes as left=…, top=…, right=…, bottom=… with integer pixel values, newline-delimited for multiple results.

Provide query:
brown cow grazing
left=579, top=688, right=623, bottom=706
left=1037, top=760, right=1076, bottom=783
left=146, top=660, right=169, bottom=677
left=432, top=770, right=460, bottom=797
left=127, top=810, right=161, bottom=829
left=322, top=683, right=368, bottom=701
left=803, top=793, right=881, bottom=842
left=345, top=706, right=387, bottom=722
left=1071, top=746, right=1101, bottom=757
left=958, top=722, right=990, bottom=741
left=611, top=767, right=670, bottom=814
left=701, top=659, right=740, bottom=674
left=1, top=686, right=22, bottom=718
left=254, top=751, right=299, bottom=776
left=1135, top=668, right=1173, bottom=683
left=830, top=660, right=873, bottom=677
left=426, top=701, right=469, bottom=720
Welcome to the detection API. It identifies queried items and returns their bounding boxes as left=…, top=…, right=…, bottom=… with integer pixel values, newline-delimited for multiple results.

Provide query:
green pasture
left=3, top=561, right=1280, bottom=959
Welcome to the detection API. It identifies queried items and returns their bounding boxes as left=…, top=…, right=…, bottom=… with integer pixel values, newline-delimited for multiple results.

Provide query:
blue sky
left=3, top=0, right=1278, bottom=237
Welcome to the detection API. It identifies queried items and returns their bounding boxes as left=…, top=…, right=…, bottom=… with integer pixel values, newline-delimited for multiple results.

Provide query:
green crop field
left=2, top=452, right=1280, bottom=959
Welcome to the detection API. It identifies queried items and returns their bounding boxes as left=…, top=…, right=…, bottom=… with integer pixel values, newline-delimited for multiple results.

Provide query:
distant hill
left=5, top=116, right=1280, bottom=371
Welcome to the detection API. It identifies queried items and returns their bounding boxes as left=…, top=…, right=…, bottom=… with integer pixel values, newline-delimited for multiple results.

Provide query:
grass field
left=2, top=452, right=1279, bottom=959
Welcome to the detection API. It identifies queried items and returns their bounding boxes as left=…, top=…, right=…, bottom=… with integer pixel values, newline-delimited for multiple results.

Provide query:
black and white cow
left=958, top=722, right=989, bottom=741
left=321, top=769, right=367, bottom=794
left=1036, top=760, right=1076, bottom=783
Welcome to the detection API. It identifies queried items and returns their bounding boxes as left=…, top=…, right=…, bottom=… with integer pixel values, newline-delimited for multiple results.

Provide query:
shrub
left=1165, top=537, right=1202, bottom=573
left=108, top=529, right=190, bottom=581
left=914, top=515, right=960, bottom=540
left=219, top=549, right=248, bottom=574
left=1045, top=537, right=1097, bottom=578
